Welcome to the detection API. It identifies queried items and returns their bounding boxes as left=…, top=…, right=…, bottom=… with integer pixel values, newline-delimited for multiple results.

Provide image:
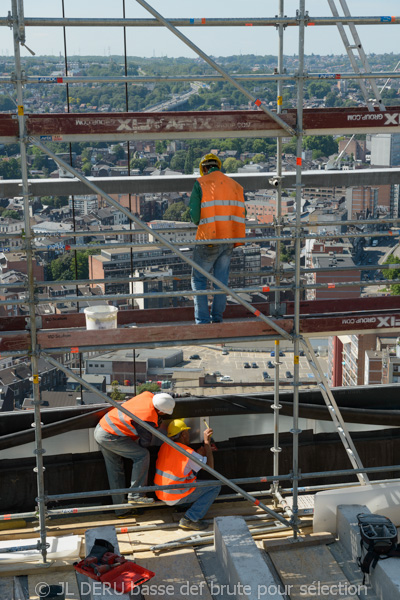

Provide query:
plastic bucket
left=84, top=305, right=118, bottom=330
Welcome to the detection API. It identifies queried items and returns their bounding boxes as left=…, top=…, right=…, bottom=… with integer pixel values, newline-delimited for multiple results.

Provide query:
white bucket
left=84, top=305, right=118, bottom=330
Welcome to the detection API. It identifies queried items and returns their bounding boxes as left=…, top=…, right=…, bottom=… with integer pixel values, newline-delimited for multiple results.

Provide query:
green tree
left=184, top=146, right=194, bottom=174
left=155, top=140, right=167, bottom=153
left=0, top=158, right=21, bottom=179
left=163, top=201, right=190, bottom=222
left=81, top=161, right=92, bottom=175
left=303, top=135, right=338, bottom=157
left=382, top=256, right=400, bottom=294
left=130, top=158, right=148, bottom=172
left=110, top=380, right=125, bottom=402
left=170, top=150, right=187, bottom=172
left=49, top=248, right=100, bottom=281
left=252, top=153, right=266, bottom=163
left=280, top=242, right=294, bottom=263
left=2, top=210, right=22, bottom=220
left=112, top=144, right=125, bottom=161
left=155, top=160, right=169, bottom=170
left=282, top=139, right=297, bottom=155
left=136, top=382, right=161, bottom=394
left=223, top=157, right=243, bottom=173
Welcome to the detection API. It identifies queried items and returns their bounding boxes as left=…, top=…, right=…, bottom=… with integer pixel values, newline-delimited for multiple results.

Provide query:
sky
left=1, top=0, right=400, bottom=59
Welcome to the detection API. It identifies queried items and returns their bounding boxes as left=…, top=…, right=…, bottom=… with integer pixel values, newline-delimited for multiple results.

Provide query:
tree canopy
left=163, top=201, right=190, bottom=222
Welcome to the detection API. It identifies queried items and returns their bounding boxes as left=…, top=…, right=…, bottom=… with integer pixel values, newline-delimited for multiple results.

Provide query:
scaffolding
left=1, top=0, right=400, bottom=562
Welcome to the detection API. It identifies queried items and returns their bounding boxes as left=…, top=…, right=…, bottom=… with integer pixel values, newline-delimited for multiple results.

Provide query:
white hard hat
left=152, top=393, right=175, bottom=415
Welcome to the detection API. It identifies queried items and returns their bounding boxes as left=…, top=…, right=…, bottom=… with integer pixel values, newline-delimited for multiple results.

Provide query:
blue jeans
left=94, top=424, right=150, bottom=515
left=191, top=243, right=234, bottom=324
left=175, top=483, right=221, bottom=522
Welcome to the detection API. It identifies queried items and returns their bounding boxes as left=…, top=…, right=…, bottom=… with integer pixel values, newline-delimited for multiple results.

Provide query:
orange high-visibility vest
left=154, top=442, right=197, bottom=501
left=196, top=170, right=245, bottom=247
left=98, top=391, right=158, bottom=439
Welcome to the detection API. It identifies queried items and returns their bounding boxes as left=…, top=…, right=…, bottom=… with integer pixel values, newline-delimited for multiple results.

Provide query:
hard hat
left=167, top=418, right=191, bottom=437
left=152, top=393, right=175, bottom=415
left=199, top=153, right=222, bottom=176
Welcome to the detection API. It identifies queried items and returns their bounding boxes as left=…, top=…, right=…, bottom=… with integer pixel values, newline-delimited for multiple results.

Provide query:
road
left=360, top=236, right=399, bottom=295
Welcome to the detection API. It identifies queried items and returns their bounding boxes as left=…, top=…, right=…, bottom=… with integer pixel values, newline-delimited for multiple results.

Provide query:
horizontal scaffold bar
left=3, top=107, right=400, bottom=144
left=2, top=167, right=400, bottom=197
left=0, top=16, right=399, bottom=28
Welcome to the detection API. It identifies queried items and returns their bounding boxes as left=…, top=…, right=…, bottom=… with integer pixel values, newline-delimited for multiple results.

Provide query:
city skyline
left=1, top=1, right=400, bottom=59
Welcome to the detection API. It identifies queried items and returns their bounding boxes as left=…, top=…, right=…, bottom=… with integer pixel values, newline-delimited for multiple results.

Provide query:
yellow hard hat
left=199, top=153, right=222, bottom=176
left=167, top=418, right=191, bottom=438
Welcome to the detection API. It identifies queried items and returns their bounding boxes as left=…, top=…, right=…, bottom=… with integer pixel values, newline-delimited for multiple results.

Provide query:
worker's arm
left=202, top=427, right=214, bottom=470
left=189, top=181, right=202, bottom=225
left=135, top=421, right=153, bottom=448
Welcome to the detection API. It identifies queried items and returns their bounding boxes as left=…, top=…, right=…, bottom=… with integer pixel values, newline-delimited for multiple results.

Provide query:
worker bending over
left=94, top=391, right=175, bottom=517
left=190, top=153, right=246, bottom=324
left=154, top=418, right=221, bottom=530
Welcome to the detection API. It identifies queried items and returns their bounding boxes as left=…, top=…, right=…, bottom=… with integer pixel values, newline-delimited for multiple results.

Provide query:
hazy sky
left=1, top=1, right=400, bottom=58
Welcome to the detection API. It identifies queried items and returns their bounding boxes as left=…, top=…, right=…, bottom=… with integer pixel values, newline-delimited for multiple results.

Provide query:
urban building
left=68, top=194, right=98, bottom=215
left=345, top=186, right=378, bottom=219
left=85, top=348, right=183, bottom=384
left=370, top=133, right=400, bottom=167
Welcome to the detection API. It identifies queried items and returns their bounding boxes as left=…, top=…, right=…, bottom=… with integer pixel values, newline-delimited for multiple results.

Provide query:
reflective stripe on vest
left=154, top=442, right=197, bottom=501
left=199, top=215, right=246, bottom=226
left=196, top=171, right=245, bottom=246
left=102, top=411, right=138, bottom=438
left=98, top=391, right=157, bottom=439
left=201, top=199, right=244, bottom=209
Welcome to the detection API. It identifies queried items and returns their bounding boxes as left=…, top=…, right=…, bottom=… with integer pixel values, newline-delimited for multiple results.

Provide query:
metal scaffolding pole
left=41, top=352, right=297, bottom=532
left=31, top=136, right=293, bottom=341
left=11, top=0, right=48, bottom=564
left=0, top=16, right=399, bottom=28
left=290, top=0, right=307, bottom=537
left=271, top=0, right=285, bottom=507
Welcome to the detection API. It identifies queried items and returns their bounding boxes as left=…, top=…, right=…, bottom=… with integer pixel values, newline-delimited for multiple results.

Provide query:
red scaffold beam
left=2, top=107, right=400, bottom=142
left=1, top=309, right=400, bottom=353
left=0, top=296, right=398, bottom=334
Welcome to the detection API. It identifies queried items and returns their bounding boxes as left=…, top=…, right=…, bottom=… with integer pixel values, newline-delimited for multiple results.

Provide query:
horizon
left=1, top=1, right=399, bottom=58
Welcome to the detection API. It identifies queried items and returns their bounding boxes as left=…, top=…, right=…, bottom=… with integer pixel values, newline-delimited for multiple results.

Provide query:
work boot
left=179, top=517, right=209, bottom=531
left=128, top=496, right=154, bottom=505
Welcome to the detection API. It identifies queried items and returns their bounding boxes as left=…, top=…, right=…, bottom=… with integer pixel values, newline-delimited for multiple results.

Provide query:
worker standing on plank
left=190, top=153, right=246, bottom=324
left=94, top=391, right=175, bottom=517
left=154, top=418, right=221, bottom=530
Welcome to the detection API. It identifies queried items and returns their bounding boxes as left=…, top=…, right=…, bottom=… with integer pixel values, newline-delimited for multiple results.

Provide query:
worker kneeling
left=154, top=419, right=221, bottom=531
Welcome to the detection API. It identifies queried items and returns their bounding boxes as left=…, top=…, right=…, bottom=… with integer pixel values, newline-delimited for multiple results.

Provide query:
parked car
left=213, top=371, right=222, bottom=377
left=251, top=362, right=258, bottom=368
left=299, top=350, right=305, bottom=356
left=270, top=351, right=275, bottom=357
left=222, top=350, right=229, bottom=355
left=243, top=362, right=251, bottom=368
left=263, top=371, right=270, bottom=379
left=279, top=351, right=285, bottom=357
left=285, top=371, right=293, bottom=378
left=220, top=375, right=232, bottom=381
left=190, top=354, right=200, bottom=360
left=267, top=361, right=274, bottom=369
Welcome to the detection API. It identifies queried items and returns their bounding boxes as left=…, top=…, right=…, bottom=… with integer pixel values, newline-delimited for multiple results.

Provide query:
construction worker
left=154, top=418, right=221, bottom=530
left=190, top=153, right=246, bottom=324
left=94, top=391, right=175, bottom=517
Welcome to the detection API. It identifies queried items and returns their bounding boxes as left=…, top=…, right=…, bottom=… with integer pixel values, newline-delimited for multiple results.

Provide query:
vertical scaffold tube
left=291, top=0, right=307, bottom=537
left=272, top=0, right=285, bottom=504
left=11, top=0, right=48, bottom=562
